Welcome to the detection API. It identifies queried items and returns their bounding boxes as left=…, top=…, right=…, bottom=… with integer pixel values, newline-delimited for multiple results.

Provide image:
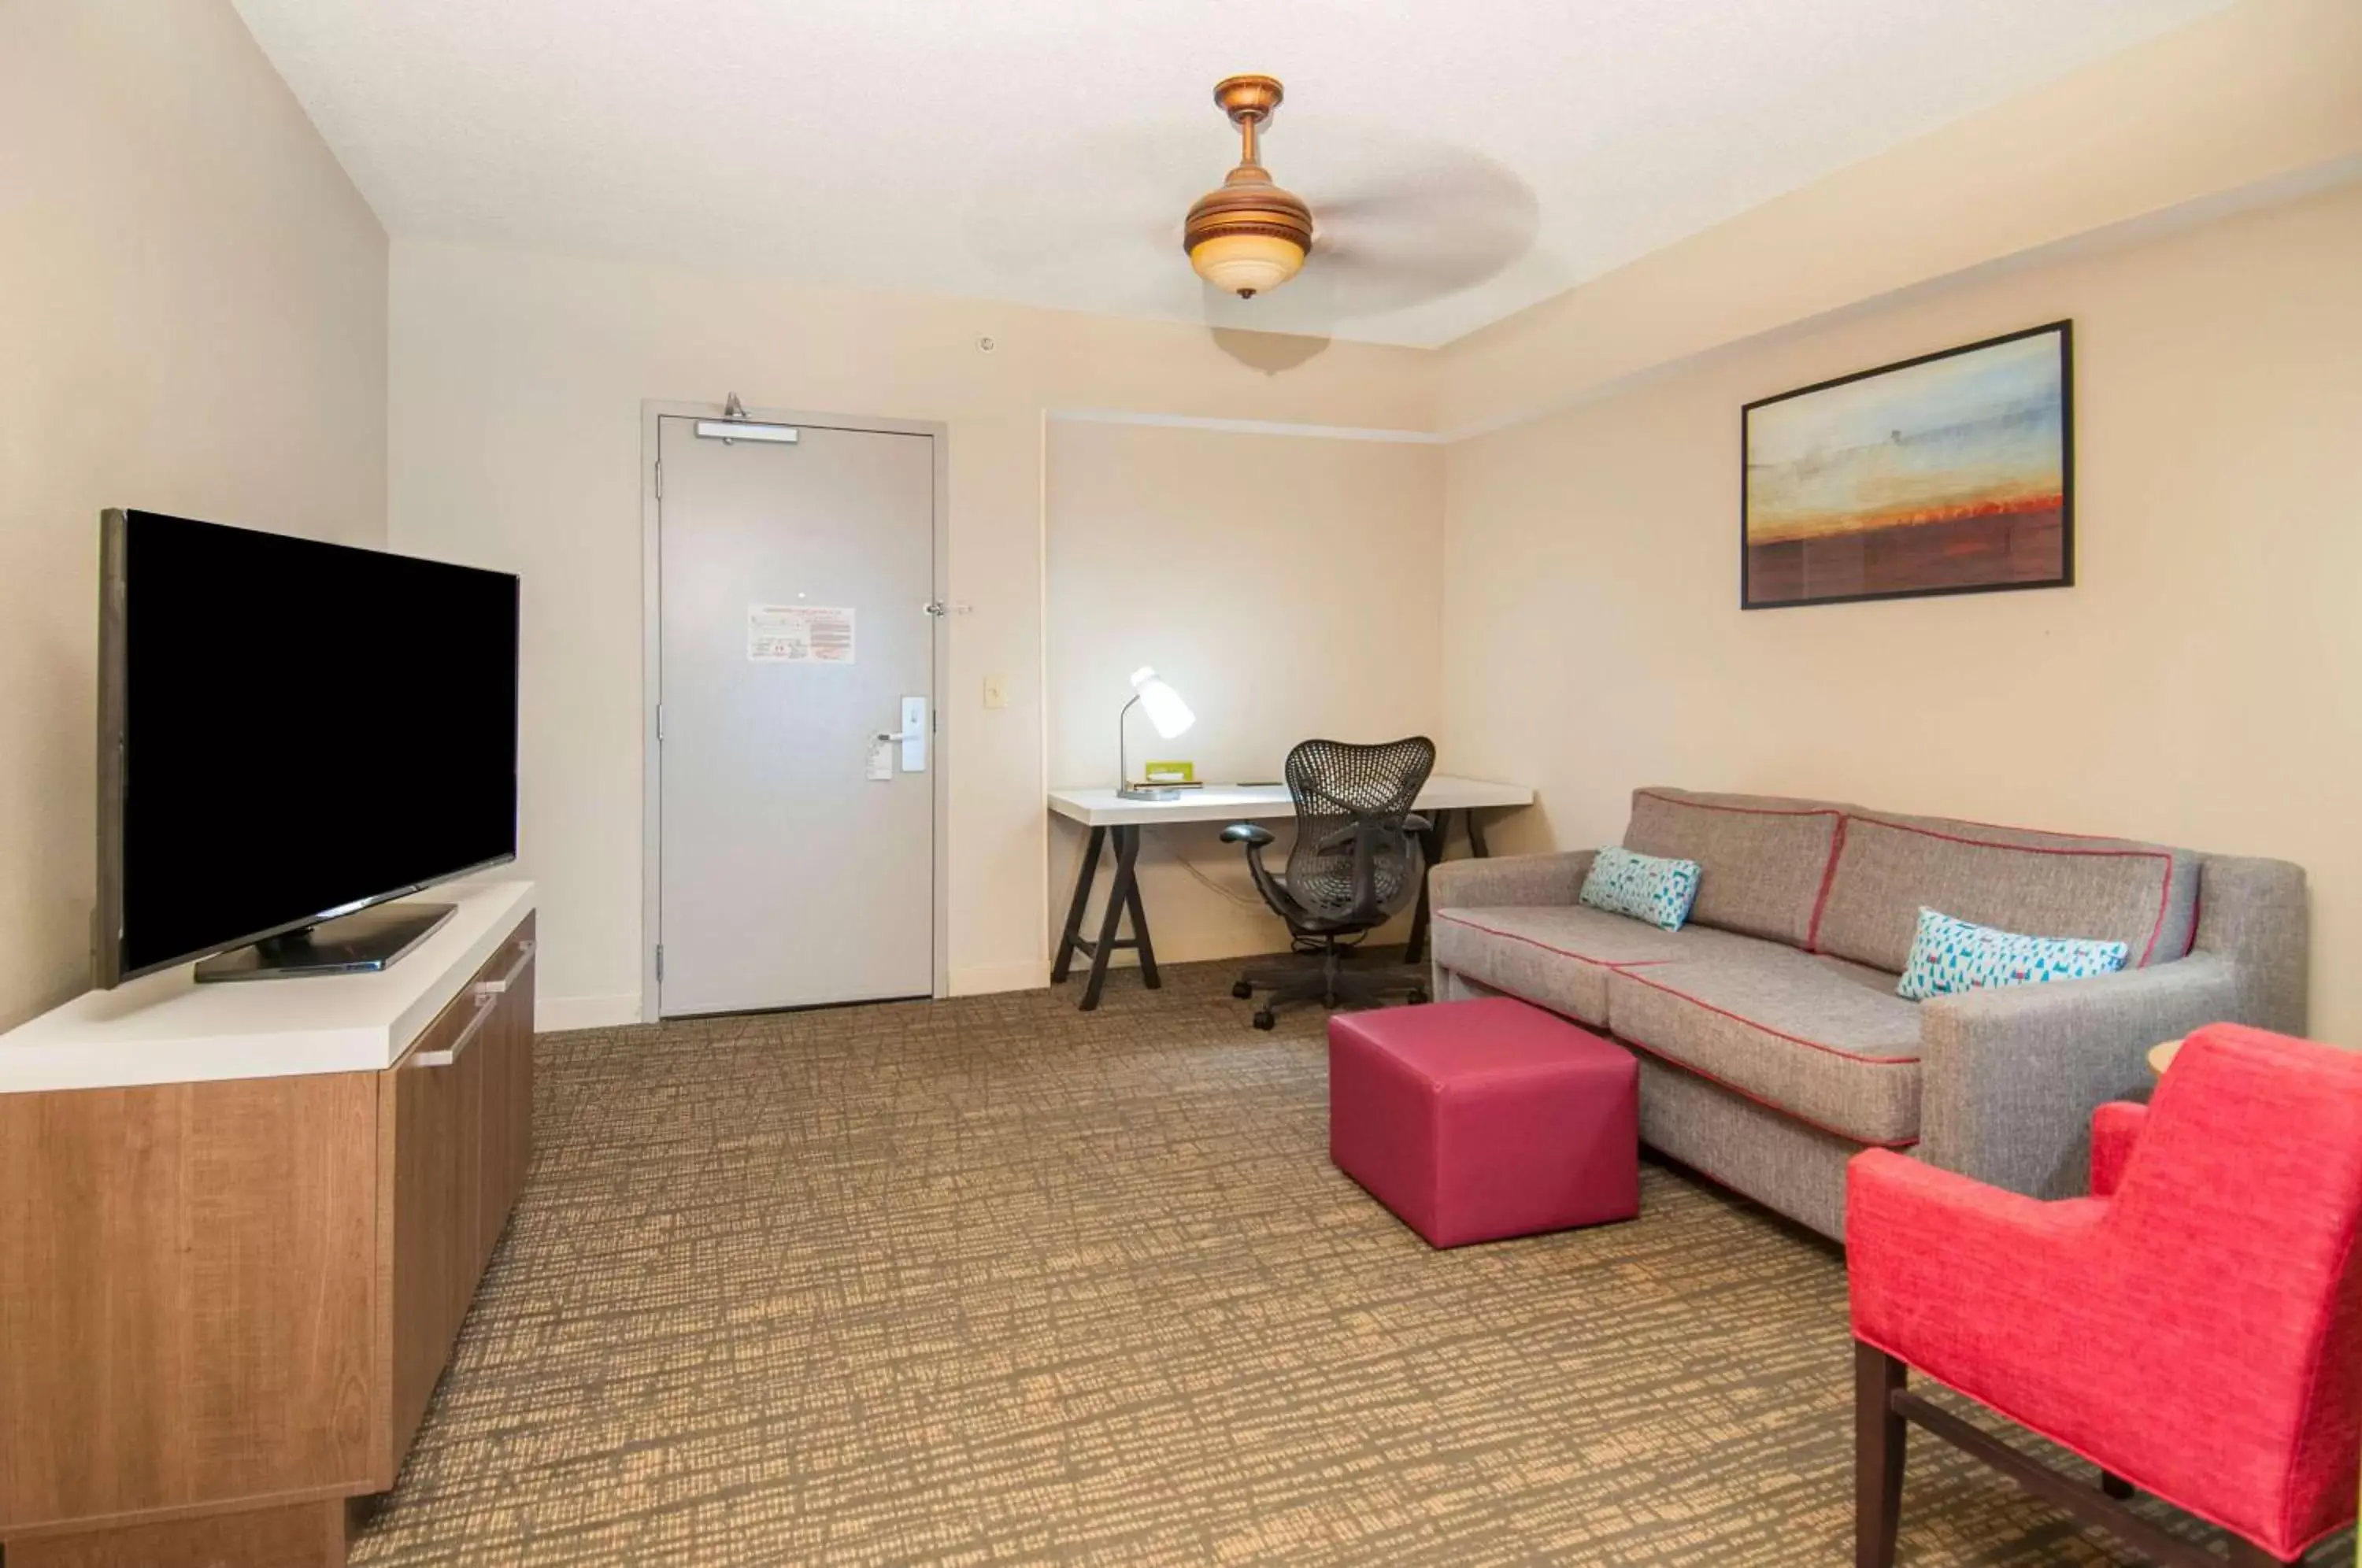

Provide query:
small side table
left=2146, top=1037, right=2183, bottom=1078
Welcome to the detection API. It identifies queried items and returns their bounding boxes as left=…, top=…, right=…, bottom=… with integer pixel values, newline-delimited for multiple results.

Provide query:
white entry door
left=656, top=414, right=938, bottom=1015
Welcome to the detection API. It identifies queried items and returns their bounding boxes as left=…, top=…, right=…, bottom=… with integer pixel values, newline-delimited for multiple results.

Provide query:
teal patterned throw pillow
left=1896, top=908, right=2129, bottom=1001
left=1579, top=846, right=1702, bottom=932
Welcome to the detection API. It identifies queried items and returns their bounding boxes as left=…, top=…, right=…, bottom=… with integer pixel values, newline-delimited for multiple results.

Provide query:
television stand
left=194, top=901, right=456, bottom=982
left=0, top=883, right=535, bottom=1568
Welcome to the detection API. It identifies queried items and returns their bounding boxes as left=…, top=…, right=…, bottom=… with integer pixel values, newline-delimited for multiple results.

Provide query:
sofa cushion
left=1816, top=812, right=2200, bottom=976
left=1605, top=945, right=1923, bottom=1147
left=1430, top=906, right=1760, bottom=1026
left=1621, top=788, right=1850, bottom=949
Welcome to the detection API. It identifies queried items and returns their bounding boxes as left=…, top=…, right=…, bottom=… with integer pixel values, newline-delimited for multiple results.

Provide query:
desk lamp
left=1117, top=667, right=1195, bottom=801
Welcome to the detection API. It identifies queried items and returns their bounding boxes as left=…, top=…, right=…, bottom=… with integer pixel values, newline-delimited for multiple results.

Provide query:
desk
left=1046, top=776, right=1536, bottom=1010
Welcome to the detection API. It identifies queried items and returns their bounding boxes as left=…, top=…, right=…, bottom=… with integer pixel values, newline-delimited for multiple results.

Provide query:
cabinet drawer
left=376, top=912, right=536, bottom=1485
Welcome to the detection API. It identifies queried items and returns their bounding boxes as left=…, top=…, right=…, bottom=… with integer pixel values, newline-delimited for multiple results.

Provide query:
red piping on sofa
left=1841, top=815, right=2178, bottom=967
left=1613, top=964, right=1922, bottom=1066
left=1431, top=912, right=1675, bottom=971
left=1635, top=789, right=1845, bottom=820
left=1805, top=815, right=1849, bottom=954
left=1620, top=1034, right=1920, bottom=1150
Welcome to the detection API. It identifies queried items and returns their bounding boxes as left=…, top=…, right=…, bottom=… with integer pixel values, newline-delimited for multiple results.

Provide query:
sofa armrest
left=2191, top=852, right=2308, bottom=1035
left=1427, top=849, right=1597, bottom=911
left=1916, top=952, right=2239, bottom=1200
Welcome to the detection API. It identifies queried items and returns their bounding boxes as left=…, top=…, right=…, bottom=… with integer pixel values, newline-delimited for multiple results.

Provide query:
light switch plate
left=983, top=675, right=1009, bottom=709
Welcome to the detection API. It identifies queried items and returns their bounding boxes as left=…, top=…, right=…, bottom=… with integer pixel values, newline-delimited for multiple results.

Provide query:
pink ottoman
left=1329, top=997, right=1638, bottom=1247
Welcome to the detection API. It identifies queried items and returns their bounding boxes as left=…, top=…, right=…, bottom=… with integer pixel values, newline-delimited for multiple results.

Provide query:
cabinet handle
left=414, top=989, right=498, bottom=1068
left=475, top=937, right=539, bottom=996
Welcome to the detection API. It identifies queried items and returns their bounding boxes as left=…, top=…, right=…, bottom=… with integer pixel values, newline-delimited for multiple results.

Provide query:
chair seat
left=1264, top=873, right=1361, bottom=936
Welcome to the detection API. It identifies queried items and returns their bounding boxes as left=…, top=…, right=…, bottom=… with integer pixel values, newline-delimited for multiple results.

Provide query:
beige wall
left=0, top=1, right=388, bottom=1029
left=1437, top=0, right=2362, bottom=435
left=1045, top=420, right=1444, bottom=963
left=387, top=241, right=1432, bottom=1019
left=1440, top=183, right=2362, bottom=1040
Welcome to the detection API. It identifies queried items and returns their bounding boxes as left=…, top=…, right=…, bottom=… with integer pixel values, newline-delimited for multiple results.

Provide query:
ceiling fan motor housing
left=1184, top=75, right=1315, bottom=298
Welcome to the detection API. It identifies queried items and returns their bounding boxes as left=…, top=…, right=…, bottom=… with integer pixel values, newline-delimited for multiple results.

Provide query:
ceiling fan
left=1183, top=76, right=1314, bottom=299
left=1177, top=76, right=1540, bottom=316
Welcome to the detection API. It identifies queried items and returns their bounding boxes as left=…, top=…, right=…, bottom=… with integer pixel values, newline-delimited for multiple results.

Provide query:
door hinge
left=654, top=945, right=664, bottom=981
left=655, top=704, right=665, bottom=742
left=653, top=458, right=663, bottom=500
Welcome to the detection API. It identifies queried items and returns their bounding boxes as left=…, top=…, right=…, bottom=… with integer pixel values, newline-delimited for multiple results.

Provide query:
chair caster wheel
left=1252, top=1008, right=1276, bottom=1030
left=1232, top=980, right=1253, bottom=1000
left=1407, top=987, right=1428, bottom=1004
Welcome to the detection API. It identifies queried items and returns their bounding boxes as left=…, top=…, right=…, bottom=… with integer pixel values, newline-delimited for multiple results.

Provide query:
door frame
left=639, top=399, right=952, bottom=1022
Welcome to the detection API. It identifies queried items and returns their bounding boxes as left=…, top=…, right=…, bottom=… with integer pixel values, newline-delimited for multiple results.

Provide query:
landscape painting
left=1742, top=322, right=2071, bottom=609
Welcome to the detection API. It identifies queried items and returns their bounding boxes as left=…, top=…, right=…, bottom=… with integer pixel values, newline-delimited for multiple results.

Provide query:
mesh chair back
left=1281, top=737, right=1437, bottom=924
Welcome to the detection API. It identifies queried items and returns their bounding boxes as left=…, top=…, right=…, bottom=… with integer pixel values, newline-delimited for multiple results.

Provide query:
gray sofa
left=1428, top=787, right=2308, bottom=1241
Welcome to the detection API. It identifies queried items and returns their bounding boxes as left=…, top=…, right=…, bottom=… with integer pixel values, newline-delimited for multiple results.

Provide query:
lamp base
left=1118, top=784, right=1184, bottom=802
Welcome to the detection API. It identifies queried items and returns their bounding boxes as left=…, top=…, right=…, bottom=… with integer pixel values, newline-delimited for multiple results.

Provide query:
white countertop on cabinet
left=0, top=879, right=535, bottom=1093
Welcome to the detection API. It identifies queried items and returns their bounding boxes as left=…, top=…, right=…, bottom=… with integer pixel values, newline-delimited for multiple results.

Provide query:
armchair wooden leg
left=2098, top=1470, right=2132, bottom=1500
left=1855, top=1341, right=1908, bottom=1568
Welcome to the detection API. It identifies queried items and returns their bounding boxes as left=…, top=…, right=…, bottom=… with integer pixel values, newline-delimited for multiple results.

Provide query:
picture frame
left=1741, top=320, right=2074, bottom=611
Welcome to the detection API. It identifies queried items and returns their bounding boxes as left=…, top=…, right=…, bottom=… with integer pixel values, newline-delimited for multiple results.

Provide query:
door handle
left=899, top=696, right=927, bottom=772
left=415, top=990, right=498, bottom=1068
left=475, top=937, right=538, bottom=995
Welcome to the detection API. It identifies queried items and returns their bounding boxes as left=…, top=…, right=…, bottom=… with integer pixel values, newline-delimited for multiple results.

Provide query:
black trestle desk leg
left=1052, top=824, right=1105, bottom=986
left=1124, top=826, right=1160, bottom=989
left=1079, top=825, right=1142, bottom=1011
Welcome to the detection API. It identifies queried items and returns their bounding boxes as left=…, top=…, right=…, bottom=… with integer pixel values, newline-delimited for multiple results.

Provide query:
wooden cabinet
left=0, top=904, right=535, bottom=1568
left=381, top=913, right=533, bottom=1478
left=476, top=929, right=536, bottom=1271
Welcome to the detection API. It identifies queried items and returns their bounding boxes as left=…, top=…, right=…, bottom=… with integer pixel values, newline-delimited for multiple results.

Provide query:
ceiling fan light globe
left=1189, top=233, right=1305, bottom=298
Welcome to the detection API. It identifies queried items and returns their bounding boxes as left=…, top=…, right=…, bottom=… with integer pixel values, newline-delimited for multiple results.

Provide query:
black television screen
left=98, top=508, right=520, bottom=986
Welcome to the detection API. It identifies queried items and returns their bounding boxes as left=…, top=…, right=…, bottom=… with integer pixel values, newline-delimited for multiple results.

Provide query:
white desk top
left=1046, top=775, right=1535, bottom=828
left=0, top=880, right=535, bottom=1094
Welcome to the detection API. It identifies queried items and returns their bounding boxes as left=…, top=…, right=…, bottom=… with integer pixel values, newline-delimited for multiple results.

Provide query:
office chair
left=1222, top=736, right=1435, bottom=1030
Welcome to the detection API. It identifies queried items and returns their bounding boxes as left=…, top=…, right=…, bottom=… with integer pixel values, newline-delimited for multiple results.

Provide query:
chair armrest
left=1220, top=823, right=1275, bottom=848
left=1846, top=1148, right=2096, bottom=1354
left=1428, top=849, right=1597, bottom=910
left=2088, top=1101, right=2149, bottom=1199
left=1916, top=952, right=2239, bottom=1200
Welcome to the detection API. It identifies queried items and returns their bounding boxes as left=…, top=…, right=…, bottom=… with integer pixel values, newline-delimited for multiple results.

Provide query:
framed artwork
left=1742, top=320, right=2072, bottom=610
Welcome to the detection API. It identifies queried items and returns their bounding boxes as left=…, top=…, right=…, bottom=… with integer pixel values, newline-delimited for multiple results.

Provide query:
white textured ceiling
left=232, top=0, right=2231, bottom=348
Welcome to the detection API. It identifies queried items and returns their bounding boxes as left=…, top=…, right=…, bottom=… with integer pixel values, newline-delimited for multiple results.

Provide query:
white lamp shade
left=1129, top=666, right=1195, bottom=739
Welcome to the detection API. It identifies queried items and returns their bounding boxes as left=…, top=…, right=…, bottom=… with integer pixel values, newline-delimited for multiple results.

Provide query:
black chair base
left=1232, top=939, right=1427, bottom=1030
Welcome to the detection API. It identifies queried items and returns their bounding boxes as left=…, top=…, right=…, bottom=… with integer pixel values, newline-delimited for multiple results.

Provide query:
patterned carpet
left=350, top=957, right=2337, bottom=1565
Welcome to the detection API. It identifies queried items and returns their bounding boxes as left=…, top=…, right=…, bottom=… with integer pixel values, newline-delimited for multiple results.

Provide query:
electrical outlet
left=983, top=675, right=1009, bottom=709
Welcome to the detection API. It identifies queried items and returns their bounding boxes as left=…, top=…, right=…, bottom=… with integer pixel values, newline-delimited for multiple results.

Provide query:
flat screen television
left=96, top=508, right=520, bottom=987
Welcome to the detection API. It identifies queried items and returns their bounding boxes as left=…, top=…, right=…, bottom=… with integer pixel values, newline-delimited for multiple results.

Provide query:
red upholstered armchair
left=1847, top=1023, right=2362, bottom=1567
